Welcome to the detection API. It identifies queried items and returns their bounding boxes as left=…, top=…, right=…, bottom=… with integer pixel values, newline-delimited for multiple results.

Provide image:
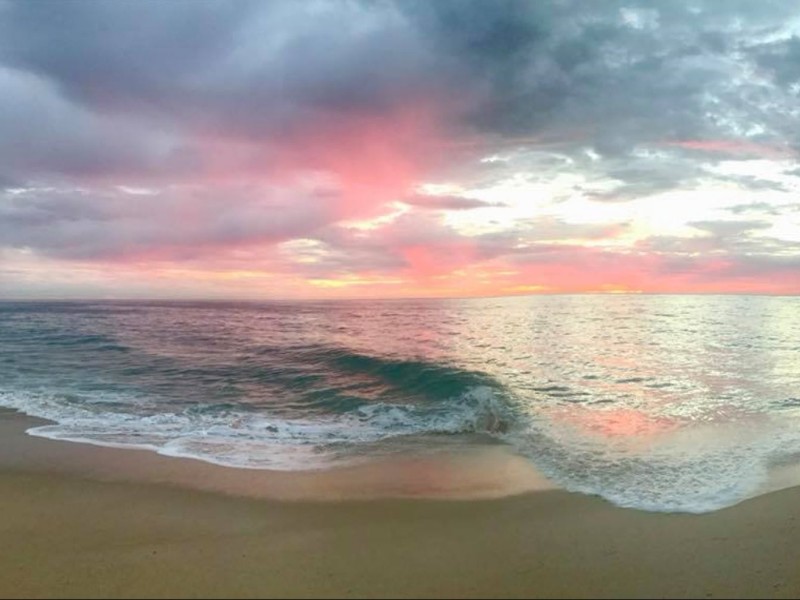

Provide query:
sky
left=1, top=0, right=799, bottom=300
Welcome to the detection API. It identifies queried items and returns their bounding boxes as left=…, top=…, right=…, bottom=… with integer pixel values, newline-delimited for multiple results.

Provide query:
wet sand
left=2, top=410, right=800, bottom=598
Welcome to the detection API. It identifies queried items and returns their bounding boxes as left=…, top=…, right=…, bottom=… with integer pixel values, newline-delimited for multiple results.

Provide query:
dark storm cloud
left=3, top=1, right=798, bottom=154
left=403, top=0, right=798, bottom=146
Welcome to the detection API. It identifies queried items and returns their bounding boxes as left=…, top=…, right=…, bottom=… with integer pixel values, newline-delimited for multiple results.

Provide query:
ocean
left=1, top=295, right=798, bottom=513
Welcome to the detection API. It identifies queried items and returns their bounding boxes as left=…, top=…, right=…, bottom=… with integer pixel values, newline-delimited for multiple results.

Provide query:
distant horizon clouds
left=1, top=0, right=799, bottom=299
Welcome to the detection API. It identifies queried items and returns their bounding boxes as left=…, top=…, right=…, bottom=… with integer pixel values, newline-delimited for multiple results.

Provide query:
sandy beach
left=0, top=410, right=799, bottom=598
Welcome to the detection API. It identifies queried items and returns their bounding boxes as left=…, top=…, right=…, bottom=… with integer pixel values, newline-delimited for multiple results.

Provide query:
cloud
left=401, top=194, right=500, bottom=210
left=0, top=66, right=172, bottom=180
left=753, top=35, right=800, bottom=88
left=292, top=211, right=630, bottom=284
left=0, top=0, right=449, bottom=201
left=1, top=0, right=799, bottom=296
left=0, top=182, right=337, bottom=260
left=580, top=153, right=709, bottom=202
left=1, top=0, right=798, bottom=192
left=726, top=201, right=798, bottom=215
left=0, top=1, right=442, bottom=140
left=688, top=219, right=773, bottom=237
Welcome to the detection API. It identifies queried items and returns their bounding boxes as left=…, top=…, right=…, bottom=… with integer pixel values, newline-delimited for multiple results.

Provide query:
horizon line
left=1, top=291, right=798, bottom=304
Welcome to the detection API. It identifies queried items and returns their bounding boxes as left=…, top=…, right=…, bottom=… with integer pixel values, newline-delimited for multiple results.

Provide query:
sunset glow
left=1, top=1, right=799, bottom=299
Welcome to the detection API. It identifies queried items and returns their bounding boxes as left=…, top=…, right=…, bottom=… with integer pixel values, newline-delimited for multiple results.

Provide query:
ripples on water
left=1, top=295, right=798, bottom=512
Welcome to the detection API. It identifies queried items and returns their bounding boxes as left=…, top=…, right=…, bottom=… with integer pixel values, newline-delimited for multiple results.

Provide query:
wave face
left=1, top=296, right=799, bottom=512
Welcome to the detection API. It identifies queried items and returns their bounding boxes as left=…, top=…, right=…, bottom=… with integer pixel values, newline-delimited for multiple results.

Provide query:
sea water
left=1, top=295, right=798, bottom=513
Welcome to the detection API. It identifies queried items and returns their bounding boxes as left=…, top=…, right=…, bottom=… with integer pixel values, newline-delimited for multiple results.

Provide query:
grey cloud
left=638, top=222, right=798, bottom=268
left=582, top=158, right=708, bottom=202
left=1, top=0, right=798, bottom=184
left=726, top=201, right=793, bottom=216
left=513, top=218, right=629, bottom=241
left=0, top=0, right=442, bottom=185
left=636, top=235, right=721, bottom=255
left=502, top=243, right=624, bottom=267
left=753, top=35, right=800, bottom=88
left=722, top=175, right=791, bottom=193
left=405, top=1, right=787, bottom=139
left=629, top=228, right=800, bottom=283
left=0, top=184, right=336, bottom=260
left=0, top=172, right=20, bottom=190
left=0, top=1, right=434, bottom=137
left=402, top=194, right=500, bottom=210
left=0, top=66, right=174, bottom=180
left=688, top=220, right=773, bottom=237
left=716, top=253, right=800, bottom=278
left=0, top=1, right=257, bottom=113
left=305, top=211, right=627, bottom=278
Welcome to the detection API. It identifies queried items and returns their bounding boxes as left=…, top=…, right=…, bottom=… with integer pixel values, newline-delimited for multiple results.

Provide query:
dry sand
left=1, top=410, right=800, bottom=599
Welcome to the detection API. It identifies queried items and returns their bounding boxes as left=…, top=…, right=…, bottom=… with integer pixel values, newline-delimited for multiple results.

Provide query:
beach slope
left=1, top=414, right=800, bottom=598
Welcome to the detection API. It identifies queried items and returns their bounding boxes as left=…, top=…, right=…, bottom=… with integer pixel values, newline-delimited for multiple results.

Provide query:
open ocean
left=1, top=295, right=798, bottom=513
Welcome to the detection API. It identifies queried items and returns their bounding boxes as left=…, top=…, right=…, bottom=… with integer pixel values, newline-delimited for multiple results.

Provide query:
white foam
left=0, top=386, right=509, bottom=471
left=506, top=408, right=800, bottom=513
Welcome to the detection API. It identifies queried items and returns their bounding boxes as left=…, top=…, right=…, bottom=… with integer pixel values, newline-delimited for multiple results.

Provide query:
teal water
left=1, top=295, right=799, bottom=512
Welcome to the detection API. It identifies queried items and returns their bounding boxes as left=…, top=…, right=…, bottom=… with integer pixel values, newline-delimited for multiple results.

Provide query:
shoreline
left=8, top=405, right=800, bottom=512
left=2, top=411, right=800, bottom=597
left=0, top=409, right=556, bottom=502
